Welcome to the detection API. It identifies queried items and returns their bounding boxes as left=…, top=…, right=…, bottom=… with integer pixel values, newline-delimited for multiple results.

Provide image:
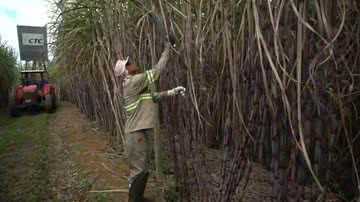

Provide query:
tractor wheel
left=9, top=101, right=20, bottom=117
left=51, top=92, right=57, bottom=110
left=45, top=94, right=53, bottom=113
left=31, top=103, right=40, bottom=115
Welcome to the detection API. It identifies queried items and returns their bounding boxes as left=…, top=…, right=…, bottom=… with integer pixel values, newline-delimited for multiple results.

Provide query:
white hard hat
left=114, top=56, right=129, bottom=77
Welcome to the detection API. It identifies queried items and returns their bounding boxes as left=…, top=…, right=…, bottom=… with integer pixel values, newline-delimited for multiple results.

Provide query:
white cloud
left=0, top=0, right=50, bottom=60
left=0, top=14, right=18, bottom=50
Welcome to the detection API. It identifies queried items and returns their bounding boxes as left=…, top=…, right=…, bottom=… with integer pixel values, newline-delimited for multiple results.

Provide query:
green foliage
left=161, top=159, right=174, bottom=175
left=164, top=175, right=179, bottom=202
left=0, top=37, right=17, bottom=91
left=47, top=64, right=62, bottom=82
left=95, top=192, right=109, bottom=202
left=79, top=177, right=92, bottom=190
left=329, top=178, right=347, bottom=199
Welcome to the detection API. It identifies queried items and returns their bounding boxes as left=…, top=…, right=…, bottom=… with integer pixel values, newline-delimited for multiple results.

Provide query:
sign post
left=17, top=25, right=48, bottom=62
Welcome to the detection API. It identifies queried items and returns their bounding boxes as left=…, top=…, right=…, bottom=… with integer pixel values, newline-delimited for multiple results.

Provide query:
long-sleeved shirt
left=123, top=46, right=170, bottom=133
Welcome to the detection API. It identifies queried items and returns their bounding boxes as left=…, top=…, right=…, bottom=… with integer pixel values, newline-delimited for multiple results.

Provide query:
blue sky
left=0, top=0, right=49, bottom=60
left=0, top=8, right=17, bottom=19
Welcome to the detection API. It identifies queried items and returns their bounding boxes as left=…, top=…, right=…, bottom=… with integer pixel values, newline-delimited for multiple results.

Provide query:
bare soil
left=47, top=102, right=163, bottom=202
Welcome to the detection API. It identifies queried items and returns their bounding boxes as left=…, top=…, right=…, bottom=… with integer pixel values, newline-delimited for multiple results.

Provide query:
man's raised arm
left=153, top=43, right=171, bottom=73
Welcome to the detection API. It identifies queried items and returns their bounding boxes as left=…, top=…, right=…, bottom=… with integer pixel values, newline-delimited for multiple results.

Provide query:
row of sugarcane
left=50, top=0, right=360, bottom=201
left=0, top=37, right=17, bottom=107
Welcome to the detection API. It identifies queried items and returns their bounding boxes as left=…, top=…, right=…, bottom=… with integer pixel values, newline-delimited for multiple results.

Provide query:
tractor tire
left=51, top=92, right=57, bottom=110
left=45, top=94, right=53, bottom=113
left=31, top=103, right=40, bottom=115
left=9, top=101, right=20, bottom=117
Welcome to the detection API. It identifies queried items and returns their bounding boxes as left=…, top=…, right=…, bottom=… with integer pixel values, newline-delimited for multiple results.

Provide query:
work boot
left=128, top=171, right=150, bottom=202
left=143, top=198, right=153, bottom=202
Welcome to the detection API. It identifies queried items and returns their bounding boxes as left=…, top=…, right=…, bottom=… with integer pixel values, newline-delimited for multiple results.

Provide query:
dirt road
left=0, top=102, right=161, bottom=202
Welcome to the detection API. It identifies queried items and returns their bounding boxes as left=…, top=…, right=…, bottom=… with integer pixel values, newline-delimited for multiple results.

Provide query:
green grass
left=95, top=192, right=110, bottom=202
left=0, top=113, right=48, bottom=153
left=0, top=113, right=50, bottom=201
left=79, top=177, right=93, bottom=190
left=0, top=108, right=9, bottom=126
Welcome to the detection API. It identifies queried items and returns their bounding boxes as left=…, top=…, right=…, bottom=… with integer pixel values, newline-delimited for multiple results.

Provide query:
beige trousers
left=126, top=129, right=154, bottom=202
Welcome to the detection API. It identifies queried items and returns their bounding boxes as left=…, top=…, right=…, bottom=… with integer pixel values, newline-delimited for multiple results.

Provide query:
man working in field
left=114, top=43, right=185, bottom=202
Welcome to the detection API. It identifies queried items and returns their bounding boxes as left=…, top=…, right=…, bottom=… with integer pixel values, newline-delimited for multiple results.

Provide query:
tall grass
left=0, top=37, right=16, bottom=91
left=0, top=36, right=17, bottom=107
left=50, top=0, right=360, bottom=201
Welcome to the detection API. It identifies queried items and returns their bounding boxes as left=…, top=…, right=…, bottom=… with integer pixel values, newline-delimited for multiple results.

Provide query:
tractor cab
left=10, top=69, right=56, bottom=116
left=20, top=70, right=49, bottom=88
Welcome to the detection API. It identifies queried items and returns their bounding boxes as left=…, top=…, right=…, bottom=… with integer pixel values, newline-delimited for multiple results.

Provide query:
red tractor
left=10, top=70, right=56, bottom=117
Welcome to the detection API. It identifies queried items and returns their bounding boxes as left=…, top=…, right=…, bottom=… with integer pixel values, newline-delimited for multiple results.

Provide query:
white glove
left=167, top=86, right=186, bottom=96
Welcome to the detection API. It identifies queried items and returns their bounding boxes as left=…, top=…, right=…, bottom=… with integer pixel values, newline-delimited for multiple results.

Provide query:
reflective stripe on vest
left=146, top=70, right=155, bottom=84
left=125, top=93, right=152, bottom=112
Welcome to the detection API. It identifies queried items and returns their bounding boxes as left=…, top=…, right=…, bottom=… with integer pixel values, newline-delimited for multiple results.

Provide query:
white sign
left=17, top=25, right=48, bottom=60
left=22, top=33, right=44, bottom=46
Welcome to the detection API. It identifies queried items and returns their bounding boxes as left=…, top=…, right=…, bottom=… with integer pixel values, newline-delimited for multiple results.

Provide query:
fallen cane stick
left=101, top=162, right=118, bottom=176
left=89, top=187, right=162, bottom=193
left=89, top=189, right=128, bottom=193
